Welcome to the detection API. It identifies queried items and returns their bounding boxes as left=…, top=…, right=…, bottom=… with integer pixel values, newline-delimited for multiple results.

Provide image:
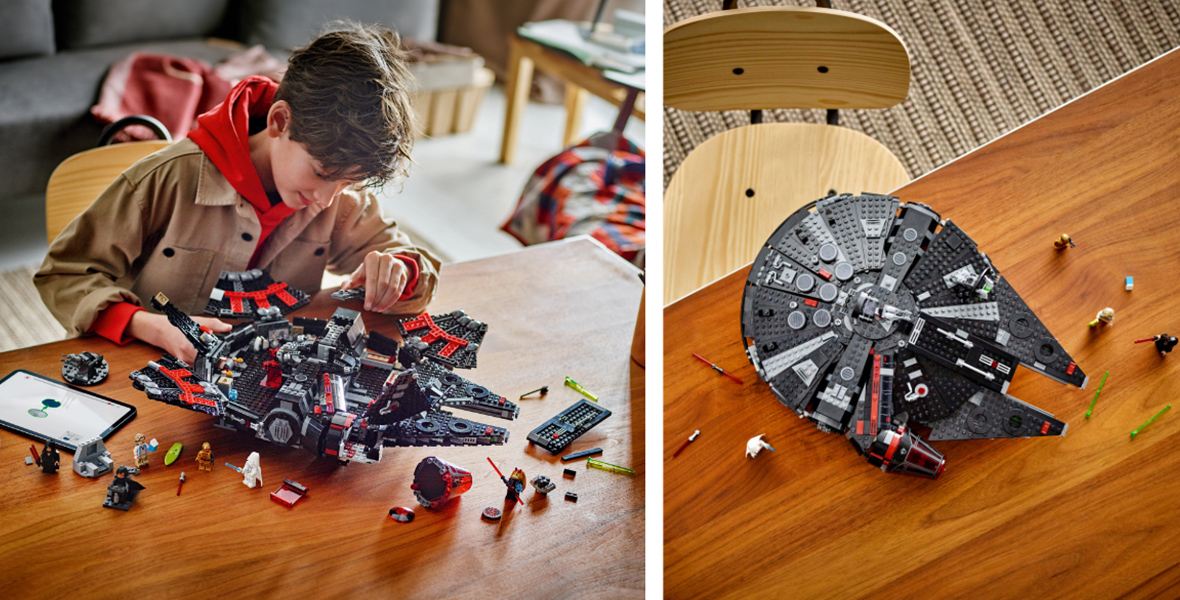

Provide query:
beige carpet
left=0, top=265, right=68, bottom=352
left=663, top=0, right=1180, bottom=187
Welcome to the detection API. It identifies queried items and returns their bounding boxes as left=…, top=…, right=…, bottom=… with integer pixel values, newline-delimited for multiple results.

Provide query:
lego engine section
left=130, top=294, right=515, bottom=465
left=740, top=194, right=1087, bottom=479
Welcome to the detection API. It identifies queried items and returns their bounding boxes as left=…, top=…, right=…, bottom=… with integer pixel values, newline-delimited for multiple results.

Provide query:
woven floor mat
left=0, top=265, right=68, bottom=353
left=663, top=0, right=1180, bottom=188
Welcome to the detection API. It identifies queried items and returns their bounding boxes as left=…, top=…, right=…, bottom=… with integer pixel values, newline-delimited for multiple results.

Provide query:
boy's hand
left=341, top=251, right=409, bottom=313
left=127, top=312, right=232, bottom=364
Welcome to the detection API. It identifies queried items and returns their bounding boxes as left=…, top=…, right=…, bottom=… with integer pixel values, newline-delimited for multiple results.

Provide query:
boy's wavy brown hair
left=276, top=22, right=415, bottom=188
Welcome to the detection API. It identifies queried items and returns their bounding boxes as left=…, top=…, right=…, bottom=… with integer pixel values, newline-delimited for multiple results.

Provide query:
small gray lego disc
left=787, top=311, right=806, bottom=330
left=796, top=273, right=815, bottom=292
left=819, top=243, right=839, bottom=262
left=834, top=262, right=854, bottom=281
left=813, top=310, right=832, bottom=328
left=482, top=507, right=502, bottom=520
left=818, top=283, right=838, bottom=302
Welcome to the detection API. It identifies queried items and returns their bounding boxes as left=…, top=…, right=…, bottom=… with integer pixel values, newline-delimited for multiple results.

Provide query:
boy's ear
left=267, top=100, right=292, bottom=137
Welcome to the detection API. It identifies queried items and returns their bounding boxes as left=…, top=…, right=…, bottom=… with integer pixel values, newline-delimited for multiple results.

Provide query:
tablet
left=0, top=369, right=136, bottom=453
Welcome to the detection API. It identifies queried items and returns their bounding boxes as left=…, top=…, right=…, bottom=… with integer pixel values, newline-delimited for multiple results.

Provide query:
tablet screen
left=0, top=370, right=136, bottom=452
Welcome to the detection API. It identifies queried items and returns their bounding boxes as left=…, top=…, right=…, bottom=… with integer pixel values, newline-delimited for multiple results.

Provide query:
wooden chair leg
left=500, top=35, right=535, bottom=164
left=563, top=84, right=587, bottom=148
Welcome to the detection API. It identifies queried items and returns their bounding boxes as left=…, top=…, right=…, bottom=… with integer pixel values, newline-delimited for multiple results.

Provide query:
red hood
left=190, top=75, right=284, bottom=215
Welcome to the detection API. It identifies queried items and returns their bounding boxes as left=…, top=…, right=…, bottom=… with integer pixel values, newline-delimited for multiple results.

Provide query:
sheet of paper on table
left=517, top=20, right=646, bottom=73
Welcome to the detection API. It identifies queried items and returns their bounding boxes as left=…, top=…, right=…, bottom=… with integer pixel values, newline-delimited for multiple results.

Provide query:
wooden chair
left=663, top=4, right=912, bottom=305
left=46, top=116, right=172, bottom=243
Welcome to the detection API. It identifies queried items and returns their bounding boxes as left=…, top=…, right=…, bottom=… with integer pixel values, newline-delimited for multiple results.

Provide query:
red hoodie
left=92, top=76, right=417, bottom=344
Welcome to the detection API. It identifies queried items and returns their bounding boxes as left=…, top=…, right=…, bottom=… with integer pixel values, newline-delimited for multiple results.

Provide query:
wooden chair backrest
left=665, top=6, right=910, bottom=112
left=45, top=141, right=172, bottom=243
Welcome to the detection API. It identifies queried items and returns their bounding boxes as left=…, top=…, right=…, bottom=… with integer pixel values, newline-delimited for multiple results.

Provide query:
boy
left=36, top=24, right=439, bottom=364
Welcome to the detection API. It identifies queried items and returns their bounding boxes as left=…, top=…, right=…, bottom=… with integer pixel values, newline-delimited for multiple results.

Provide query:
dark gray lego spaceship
left=740, top=194, right=1087, bottom=479
left=130, top=293, right=514, bottom=465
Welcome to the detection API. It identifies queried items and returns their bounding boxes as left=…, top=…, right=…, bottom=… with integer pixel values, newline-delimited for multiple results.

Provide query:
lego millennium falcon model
left=130, top=293, right=516, bottom=464
left=740, top=194, right=1088, bottom=479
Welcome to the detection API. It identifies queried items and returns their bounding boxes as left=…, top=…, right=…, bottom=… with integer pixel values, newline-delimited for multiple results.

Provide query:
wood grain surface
left=0, top=238, right=644, bottom=599
left=664, top=122, right=909, bottom=305
left=665, top=48, right=1180, bottom=600
left=664, top=6, right=910, bottom=112
left=45, top=141, right=171, bottom=243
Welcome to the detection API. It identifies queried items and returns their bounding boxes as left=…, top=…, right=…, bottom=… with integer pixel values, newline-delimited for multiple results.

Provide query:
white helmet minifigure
left=241, top=451, right=263, bottom=488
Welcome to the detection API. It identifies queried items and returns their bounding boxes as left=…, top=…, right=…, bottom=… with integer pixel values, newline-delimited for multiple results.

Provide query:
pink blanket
left=92, top=47, right=286, bottom=142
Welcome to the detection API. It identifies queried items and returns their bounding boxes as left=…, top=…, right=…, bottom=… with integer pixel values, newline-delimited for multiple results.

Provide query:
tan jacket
left=35, top=139, right=440, bottom=336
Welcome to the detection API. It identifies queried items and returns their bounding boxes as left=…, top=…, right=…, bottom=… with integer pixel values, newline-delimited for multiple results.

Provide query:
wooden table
left=500, top=33, right=646, bottom=164
left=0, top=238, right=644, bottom=599
left=665, top=48, right=1180, bottom=600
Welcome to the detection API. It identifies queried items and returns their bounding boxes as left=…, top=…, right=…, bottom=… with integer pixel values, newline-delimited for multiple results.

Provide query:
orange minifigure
left=195, top=442, right=214, bottom=472
left=1053, top=234, right=1075, bottom=250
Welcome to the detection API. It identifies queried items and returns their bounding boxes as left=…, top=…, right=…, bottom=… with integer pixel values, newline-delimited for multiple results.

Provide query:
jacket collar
left=195, top=153, right=239, bottom=206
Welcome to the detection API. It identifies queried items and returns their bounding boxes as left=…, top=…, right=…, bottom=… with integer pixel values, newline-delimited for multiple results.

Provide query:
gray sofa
left=0, top=0, right=437, bottom=258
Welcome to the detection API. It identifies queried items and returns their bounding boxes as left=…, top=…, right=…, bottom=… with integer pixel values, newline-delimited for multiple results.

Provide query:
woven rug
left=663, top=0, right=1180, bottom=187
left=0, top=265, right=68, bottom=352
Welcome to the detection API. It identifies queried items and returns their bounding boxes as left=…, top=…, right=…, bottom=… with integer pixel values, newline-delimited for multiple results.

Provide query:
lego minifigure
left=40, top=441, right=60, bottom=474
left=196, top=442, right=214, bottom=472
left=133, top=433, right=157, bottom=468
left=486, top=457, right=524, bottom=505
left=103, top=466, right=145, bottom=511
left=746, top=434, right=776, bottom=458
left=1053, top=234, right=1075, bottom=250
left=1088, top=307, right=1115, bottom=328
left=240, top=451, right=263, bottom=488
left=1156, top=335, right=1179, bottom=355
left=506, top=468, right=526, bottom=502
left=1135, top=334, right=1178, bottom=356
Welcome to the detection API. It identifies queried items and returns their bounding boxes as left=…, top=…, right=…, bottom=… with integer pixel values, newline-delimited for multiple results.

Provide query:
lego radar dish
left=740, top=194, right=1087, bottom=479
left=397, top=310, right=487, bottom=369
left=205, top=269, right=310, bottom=319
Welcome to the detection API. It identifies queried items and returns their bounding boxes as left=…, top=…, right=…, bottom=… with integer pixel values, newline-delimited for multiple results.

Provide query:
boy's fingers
left=378, top=265, right=408, bottom=313
left=343, top=261, right=367, bottom=290
left=194, top=317, right=232, bottom=332
left=371, top=255, right=397, bottom=312
left=363, top=252, right=382, bottom=310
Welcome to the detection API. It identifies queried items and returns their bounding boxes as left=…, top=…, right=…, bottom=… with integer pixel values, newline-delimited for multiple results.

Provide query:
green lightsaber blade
left=1131, top=404, right=1171, bottom=438
left=564, top=376, right=599, bottom=402
left=1086, top=371, right=1108, bottom=419
left=587, top=457, right=634, bottom=475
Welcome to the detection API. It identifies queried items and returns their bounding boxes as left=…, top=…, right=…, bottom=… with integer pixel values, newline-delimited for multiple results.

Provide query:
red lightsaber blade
left=692, top=353, right=744, bottom=385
